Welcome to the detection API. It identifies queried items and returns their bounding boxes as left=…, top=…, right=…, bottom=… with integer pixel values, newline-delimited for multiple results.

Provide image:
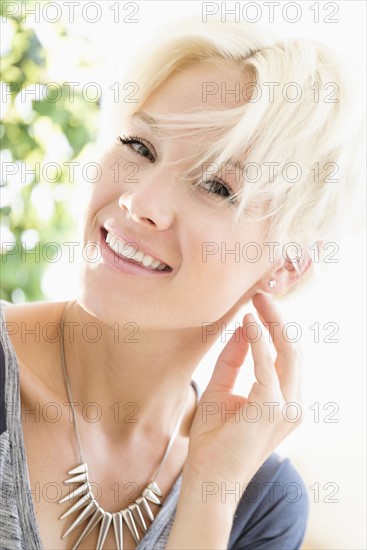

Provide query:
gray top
left=0, top=300, right=309, bottom=550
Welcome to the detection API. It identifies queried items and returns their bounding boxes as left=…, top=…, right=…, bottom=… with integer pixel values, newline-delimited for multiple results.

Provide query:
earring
left=268, top=279, right=277, bottom=288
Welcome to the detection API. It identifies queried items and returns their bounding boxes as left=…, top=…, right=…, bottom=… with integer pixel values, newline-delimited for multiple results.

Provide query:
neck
left=60, top=300, right=211, bottom=443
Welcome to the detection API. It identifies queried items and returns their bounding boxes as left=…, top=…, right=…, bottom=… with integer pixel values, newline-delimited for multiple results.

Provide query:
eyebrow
left=132, top=112, right=159, bottom=129
left=131, top=112, right=242, bottom=173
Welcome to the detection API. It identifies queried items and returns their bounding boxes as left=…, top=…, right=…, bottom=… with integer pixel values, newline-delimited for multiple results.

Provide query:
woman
left=0, top=17, right=361, bottom=550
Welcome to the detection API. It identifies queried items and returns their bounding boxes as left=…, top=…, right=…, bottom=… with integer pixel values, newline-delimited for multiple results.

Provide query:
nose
left=118, top=170, right=179, bottom=230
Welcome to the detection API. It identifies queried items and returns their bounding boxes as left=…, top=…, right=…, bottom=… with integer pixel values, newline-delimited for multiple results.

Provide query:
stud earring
left=268, top=279, right=277, bottom=288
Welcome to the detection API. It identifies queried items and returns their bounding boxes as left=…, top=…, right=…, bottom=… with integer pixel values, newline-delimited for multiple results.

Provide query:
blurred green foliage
left=0, top=2, right=99, bottom=302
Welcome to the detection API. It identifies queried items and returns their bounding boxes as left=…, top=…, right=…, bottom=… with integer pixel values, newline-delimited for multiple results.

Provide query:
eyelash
left=117, top=134, right=235, bottom=201
left=118, top=135, right=156, bottom=162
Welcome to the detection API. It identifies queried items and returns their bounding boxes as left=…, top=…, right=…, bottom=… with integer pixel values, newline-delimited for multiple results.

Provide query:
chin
left=75, top=278, right=151, bottom=329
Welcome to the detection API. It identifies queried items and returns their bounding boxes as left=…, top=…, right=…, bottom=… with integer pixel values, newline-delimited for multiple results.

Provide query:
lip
left=99, top=227, right=172, bottom=277
left=103, top=222, right=171, bottom=268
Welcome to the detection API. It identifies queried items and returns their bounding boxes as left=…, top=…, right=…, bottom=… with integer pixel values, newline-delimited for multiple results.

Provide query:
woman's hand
left=184, top=292, right=303, bottom=486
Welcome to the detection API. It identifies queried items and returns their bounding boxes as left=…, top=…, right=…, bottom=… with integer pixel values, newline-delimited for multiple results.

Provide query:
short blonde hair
left=100, top=16, right=364, bottom=297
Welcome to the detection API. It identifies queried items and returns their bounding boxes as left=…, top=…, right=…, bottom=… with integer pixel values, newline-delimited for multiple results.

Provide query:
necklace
left=57, top=302, right=192, bottom=550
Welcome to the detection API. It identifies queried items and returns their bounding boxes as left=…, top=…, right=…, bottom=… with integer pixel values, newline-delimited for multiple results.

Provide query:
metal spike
left=142, top=487, right=161, bottom=505
left=121, top=508, right=140, bottom=543
left=58, top=482, right=89, bottom=504
left=112, top=512, right=123, bottom=550
left=136, top=496, right=155, bottom=522
left=68, top=463, right=88, bottom=475
left=61, top=500, right=96, bottom=539
left=96, top=512, right=112, bottom=550
left=64, top=472, right=88, bottom=484
left=59, top=492, right=92, bottom=520
left=129, top=503, right=147, bottom=532
left=147, top=480, right=162, bottom=497
left=71, top=508, right=103, bottom=550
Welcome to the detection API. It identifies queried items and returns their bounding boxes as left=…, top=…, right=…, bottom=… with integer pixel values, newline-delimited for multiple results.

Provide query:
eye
left=118, top=135, right=156, bottom=162
left=201, top=177, right=234, bottom=200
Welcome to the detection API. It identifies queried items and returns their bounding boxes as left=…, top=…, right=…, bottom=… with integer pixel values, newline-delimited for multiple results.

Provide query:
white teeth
left=111, top=241, right=121, bottom=256
left=114, top=241, right=136, bottom=260
left=122, top=244, right=136, bottom=258
left=105, top=230, right=168, bottom=271
left=142, top=254, right=154, bottom=267
left=132, top=250, right=144, bottom=263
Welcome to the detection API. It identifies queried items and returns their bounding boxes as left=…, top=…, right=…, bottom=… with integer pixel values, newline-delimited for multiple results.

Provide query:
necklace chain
left=60, top=301, right=84, bottom=463
left=58, top=300, right=194, bottom=548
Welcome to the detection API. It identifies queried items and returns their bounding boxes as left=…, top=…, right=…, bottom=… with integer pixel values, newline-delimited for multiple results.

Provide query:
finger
left=207, top=326, right=250, bottom=394
left=252, top=294, right=296, bottom=359
left=252, top=293, right=300, bottom=402
left=243, top=313, right=281, bottom=393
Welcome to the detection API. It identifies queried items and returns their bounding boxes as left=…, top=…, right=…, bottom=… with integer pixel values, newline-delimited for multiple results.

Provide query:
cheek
left=187, top=224, right=268, bottom=300
left=177, top=228, right=253, bottom=314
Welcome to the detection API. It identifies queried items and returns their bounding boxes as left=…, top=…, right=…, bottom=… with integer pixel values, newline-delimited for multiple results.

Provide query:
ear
left=216, top=245, right=316, bottom=327
left=256, top=247, right=314, bottom=296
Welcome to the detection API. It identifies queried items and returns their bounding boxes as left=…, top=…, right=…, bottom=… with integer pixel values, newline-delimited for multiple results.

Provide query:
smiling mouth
left=101, top=228, right=172, bottom=272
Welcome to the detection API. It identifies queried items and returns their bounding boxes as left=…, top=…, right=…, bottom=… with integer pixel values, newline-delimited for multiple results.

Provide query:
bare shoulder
left=2, top=299, right=66, bottom=322
left=2, top=300, right=68, bottom=401
left=2, top=300, right=67, bottom=352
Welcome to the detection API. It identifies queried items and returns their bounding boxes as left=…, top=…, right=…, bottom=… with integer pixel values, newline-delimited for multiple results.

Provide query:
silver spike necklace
left=57, top=302, right=193, bottom=549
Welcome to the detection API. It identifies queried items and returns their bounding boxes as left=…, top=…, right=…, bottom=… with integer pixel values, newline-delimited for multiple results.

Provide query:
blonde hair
left=99, top=17, right=365, bottom=298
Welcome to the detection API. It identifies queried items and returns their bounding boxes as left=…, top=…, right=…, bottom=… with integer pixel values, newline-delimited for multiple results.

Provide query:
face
left=78, top=62, right=270, bottom=329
